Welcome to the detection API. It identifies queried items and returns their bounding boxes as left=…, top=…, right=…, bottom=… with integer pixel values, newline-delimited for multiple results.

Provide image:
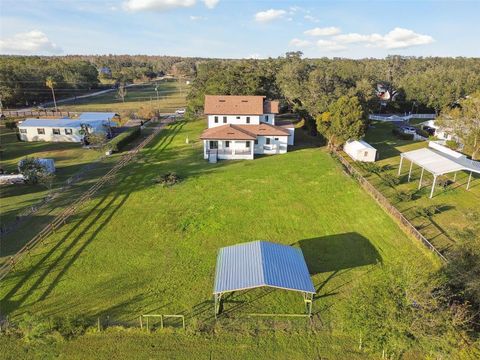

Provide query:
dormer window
left=246, top=116, right=250, bottom=124
left=223, top=116, right=227, bottom=123
left=265, top=115, right=269, bottom=122
left=214, top=116, right=218, bottom=123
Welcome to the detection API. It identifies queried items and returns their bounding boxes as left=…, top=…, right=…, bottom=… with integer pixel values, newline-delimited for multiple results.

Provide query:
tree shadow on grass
left=296, top=232, right=382, bottom=275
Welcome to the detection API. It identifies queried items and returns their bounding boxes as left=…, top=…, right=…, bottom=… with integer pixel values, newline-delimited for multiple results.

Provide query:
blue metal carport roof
left=213, top=241, right=315, bottom=295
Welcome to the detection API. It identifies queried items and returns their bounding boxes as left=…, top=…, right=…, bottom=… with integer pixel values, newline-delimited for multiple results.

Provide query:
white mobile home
left=18, top=112, right=118, bottom=143
left=344, top=140, right=377, bottom=162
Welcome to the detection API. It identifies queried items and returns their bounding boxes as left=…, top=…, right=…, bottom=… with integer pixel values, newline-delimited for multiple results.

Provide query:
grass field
left=0, top=128, right=101, bottom=226
left=0, top=119, right=439, bottom=358
left=345, top=121, right=480, bottom=254
left=59, top=79, right=188, bottom=114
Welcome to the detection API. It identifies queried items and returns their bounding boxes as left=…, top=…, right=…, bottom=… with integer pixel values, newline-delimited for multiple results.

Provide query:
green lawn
left=60, top=79, right=188, bottom=113
left=346, top=121, right=480, bottom=254
left=0, top=120, right=439, bottom=358
left=0, top=127, right=101, bottom=226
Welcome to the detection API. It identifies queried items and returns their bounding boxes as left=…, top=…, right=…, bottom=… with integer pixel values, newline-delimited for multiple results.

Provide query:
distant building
left=99, top=67, right=112, bottom=76
left=200, top=95, right=294, bottom=162
left=18, top=112, right=119, bottom=143
left=344, top=140, right=377, bottom=162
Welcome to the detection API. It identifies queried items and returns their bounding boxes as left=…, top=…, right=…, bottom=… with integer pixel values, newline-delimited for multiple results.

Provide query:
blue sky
left=0, top=0, right=479, bottom=58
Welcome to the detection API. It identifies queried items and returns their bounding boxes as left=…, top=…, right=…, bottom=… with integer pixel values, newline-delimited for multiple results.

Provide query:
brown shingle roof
left=204, top=95, right=279, bottom=115
left=235, top=123, right=290, bottom=136
left=200, top=124, right=257, bottom=140
left=200, top=123, right=289, bottom=140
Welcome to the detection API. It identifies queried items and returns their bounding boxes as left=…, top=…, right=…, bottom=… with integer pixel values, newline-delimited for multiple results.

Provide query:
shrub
left=381, top=173, right=400, bottom=188
left=414, top=205, right=441, bottom=218
left=395, top=190, right=413, bottom=202
left=154, top=172, right=181, bottom=187
left=360, top=162, right=382, bottom=175
left=416, top=128, right=429, bottom=138
left=18, top=157, right=49, bottom=185
left=445, top=140, right=458, bottom=150
left=5, top=120, right=17, bottom=130
left=106, top=126, right=141, bottom=152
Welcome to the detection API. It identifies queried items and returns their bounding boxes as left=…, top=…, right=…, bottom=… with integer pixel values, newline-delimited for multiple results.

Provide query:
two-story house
left=201, top=95, right=294, bottom=161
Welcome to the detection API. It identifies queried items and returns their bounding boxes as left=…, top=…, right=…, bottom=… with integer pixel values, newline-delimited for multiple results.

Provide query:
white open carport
left=398, top=143, right=480, bottom=198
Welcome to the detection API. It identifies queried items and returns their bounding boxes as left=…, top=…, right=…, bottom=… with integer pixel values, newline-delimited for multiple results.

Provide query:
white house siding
left=207, top=114, right=276, bottom=128
left=18, top=126, right=83, bottom=142
left=254, top=135, right=288, bottom=155
left=285, top=127, right=295, bottom=145
left=203, top=140, right=254, bottom=160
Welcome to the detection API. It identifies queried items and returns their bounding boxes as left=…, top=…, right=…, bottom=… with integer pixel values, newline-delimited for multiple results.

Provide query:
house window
left=225, top=141, right=230, bottom=148
left=214, top=116, right=218, bottom=123
left=37, top=128, right=45, bottom=135
left=19, top=129, right=27, bottom=134
left=209, top=141, right=218, bottom=149
left=65, top=128, right=73, bottom=135
left=274, top=137, right=279, bottom=141
left=364, top=151, right=368, bottom=157
left=52, top=128, right=60, bottom=135
left=246, top=116, right=250, bottom=124
left=266, top=138, right=271, bottom=145
left=223, top=116, right=227, bottom=123
left=246, top=141, right=250, bottom=148
left=265, top=115, right=269, bottom=122
left=236, top=116, right=240, bottom=120
left=254, top=139, right=258, bottom=145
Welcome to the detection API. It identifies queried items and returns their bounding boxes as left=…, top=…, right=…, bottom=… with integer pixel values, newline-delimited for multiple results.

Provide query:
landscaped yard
left=59, top=79, right=188, bottom=114
left=0, top=127, right=101, bottom=226
left=344, top=121, right=480, bottom=254
left=0, top=119, right=439, bottom=358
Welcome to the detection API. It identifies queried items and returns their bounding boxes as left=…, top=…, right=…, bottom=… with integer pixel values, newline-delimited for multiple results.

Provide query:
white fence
left=369, top=114, right=436, bottom=122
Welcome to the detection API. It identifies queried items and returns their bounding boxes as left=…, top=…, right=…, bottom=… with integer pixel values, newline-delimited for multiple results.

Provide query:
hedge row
left=107, top=126, right=141, bottom=152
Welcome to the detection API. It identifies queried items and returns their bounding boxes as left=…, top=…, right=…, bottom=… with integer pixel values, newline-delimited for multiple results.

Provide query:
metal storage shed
left=344, top=140, right=377, bottom=162
left=213, top=241, right=315, bottom=317
left=399, top=142, right=480, bottom=198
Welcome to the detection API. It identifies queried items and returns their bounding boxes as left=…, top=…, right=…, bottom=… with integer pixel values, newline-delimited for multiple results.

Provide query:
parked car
left=175, top=109, right=185, bottom=115
left=399, top=125, right=416, bottom=135
left=422, top=125, right=436, bottom=136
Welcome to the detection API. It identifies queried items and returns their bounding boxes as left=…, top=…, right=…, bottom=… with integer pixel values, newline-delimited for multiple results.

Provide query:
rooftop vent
left=241, top=100, right=248, bottom=102
left=219, top=100, right=226, bottom=102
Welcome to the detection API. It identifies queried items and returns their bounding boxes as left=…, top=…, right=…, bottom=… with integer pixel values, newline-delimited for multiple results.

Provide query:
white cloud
left=289, top=38, right=312, bottom=48
left=202, top=0, right=219, bottom=9
left=304, top=26, right=341, bottom=36
left=247, top=53, right=263, bottom=59
left=316, top=39, right=346, bottom=52
left=123, top=0, right=196, bottom=12
left=0, top=30, right=61, bottom=54
left=254, top=9, right=287, bottom=23
left=334, top=27, right=434, bottom=49
left=304, top=15, right=319, bottom=23
left=189, top=15, right=205, bottom=20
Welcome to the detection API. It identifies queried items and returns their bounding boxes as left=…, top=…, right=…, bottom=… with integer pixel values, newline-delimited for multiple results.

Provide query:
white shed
left=344, top=140, right=377, bottom=162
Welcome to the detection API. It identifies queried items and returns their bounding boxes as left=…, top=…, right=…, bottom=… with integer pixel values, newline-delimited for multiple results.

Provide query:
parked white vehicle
left=175, top=109, right=186, bottom=115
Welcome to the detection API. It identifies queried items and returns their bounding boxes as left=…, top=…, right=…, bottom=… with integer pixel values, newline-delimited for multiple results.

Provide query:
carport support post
left=430, top=175, right=437, bottom=198
left=467, top=171, right=473, bottom=190
left=408, top=161, right=414, bottom=182
left=453, top=172, right=457, bottom=182
left=398, top=156, right=404, bottom=176
left=418, top=167, right=425, bottom=190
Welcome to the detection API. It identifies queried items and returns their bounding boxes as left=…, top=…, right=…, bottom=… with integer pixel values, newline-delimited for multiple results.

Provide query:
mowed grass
left=349, top=121, right=480, bottom=253
left=60, top=79, right=188, bottom=113
left=0, top=120, right=438, bottom=357
left=0, top=127, right=100, bottom=225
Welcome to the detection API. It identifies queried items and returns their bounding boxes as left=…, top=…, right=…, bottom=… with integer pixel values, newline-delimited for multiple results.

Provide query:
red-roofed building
left=201, top=95, right=294, bottom=162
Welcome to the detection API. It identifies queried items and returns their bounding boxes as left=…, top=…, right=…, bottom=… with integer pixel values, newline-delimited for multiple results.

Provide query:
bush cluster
left=154, top=172, right=181, bottom=187
left=106, top=126, right=141, bottom=152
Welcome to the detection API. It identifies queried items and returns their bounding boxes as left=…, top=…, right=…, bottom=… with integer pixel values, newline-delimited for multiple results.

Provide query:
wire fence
left=0, top=118, right=172, bottom=281
left=332, top=150, right=448, bottom=262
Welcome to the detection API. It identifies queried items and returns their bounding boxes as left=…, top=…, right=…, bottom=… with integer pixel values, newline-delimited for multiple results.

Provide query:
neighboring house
left=18, top=112, right=119, bottom=143
left=200, top=95, right=294, bottom=161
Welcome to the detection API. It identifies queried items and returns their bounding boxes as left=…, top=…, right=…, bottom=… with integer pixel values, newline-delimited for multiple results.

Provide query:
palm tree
left=45, top=77, right=57, bottom=111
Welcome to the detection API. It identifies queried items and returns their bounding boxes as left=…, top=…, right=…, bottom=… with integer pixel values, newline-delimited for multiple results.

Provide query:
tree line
left=187, top=53, right=480, bottom=147
left=0, top=55, right=206, bottom=108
